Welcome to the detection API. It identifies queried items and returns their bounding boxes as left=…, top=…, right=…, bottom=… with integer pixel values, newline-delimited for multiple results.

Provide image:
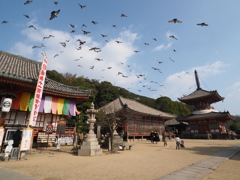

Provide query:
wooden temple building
left=98, top=96, right=176, bottom=141
left=177, top=70, right=235, bottom=139
left=0, top=50, right=91, bottom=149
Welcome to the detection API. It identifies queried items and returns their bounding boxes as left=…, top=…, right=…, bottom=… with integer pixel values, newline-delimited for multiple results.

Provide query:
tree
left=96, top=107, right=129, bottom=152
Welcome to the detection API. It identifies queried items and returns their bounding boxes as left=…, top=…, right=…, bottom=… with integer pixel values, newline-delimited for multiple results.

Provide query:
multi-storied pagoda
left=177, top=70, right=235, bottom=139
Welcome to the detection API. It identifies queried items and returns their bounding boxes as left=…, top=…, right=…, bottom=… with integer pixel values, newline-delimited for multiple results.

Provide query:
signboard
left=2, top=98, right=12, bottom=112
left=46, top=124, right=53, bottom=134
left=0, top=127, right=4, bottom=146
left=29, top=53, right=48, bottom=126
left=20, top=128, right=33, bottom=151
left=10, top=148, right=19, bottom=160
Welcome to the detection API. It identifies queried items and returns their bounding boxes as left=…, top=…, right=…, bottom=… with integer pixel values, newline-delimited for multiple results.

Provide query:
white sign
left=20, top=129, right=33, bottom=151
left=0, top=128, right=4, bottom=146
left=29, top=53, right=48, bottom=126
left=1, top=98, right=12, bottom=112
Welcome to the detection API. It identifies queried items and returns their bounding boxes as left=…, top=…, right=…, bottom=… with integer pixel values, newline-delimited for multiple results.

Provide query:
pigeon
left=92, top=21, right=98, bottom=24
left=82, top=30, right=90, bottom=34
left=81, top=24, right=87, bottom=28
left=101, top=34, right=107, bottom=37
left=1, top=21, right=8, bottom=24
left=24, top=1, right=33, bottom=5
left=144, top=42, right=149, bottom=45
left=90, top=65, right=95, bottom=69
left=59, top=42, right=66, bottom=47
left=95, top=58, right=103, bottom=61
left=70, top=30, right=76, bottom=33
left=78, top=4, right=86, bottom=9
left=153, top=38, right=157, bottom=41
left=112, top=25, right=117, bottom=28
left=54, top=2, right=58, bottom=5
left=29, top=25, right=36, bottom=30
left=54, top=54, right=59, bottom=58
left=134, top=50, right=140, bottom=53
left=121, top=14, right=128, bottom=17
left=50, top=9, right=60, bottom=20
left=169, top=35, right=178, bottom=40
left=197, top=22, right=208, bottom=26
left=168, top=18, right=182, bottom=23
left=116, top=41, right=122, bottom=44
left=69, top=24, right=77, bottom=28
left=23, top=14, right=30, bottom=18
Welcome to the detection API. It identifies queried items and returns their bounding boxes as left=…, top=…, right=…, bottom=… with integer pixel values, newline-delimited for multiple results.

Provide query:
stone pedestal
left=78, top=102, right=102, bottom=156
left=78, top=139, right=102, bottom=156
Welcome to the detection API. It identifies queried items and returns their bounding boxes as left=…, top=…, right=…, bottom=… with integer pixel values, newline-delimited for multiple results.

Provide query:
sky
left=1, top=0, right=240, bottom=115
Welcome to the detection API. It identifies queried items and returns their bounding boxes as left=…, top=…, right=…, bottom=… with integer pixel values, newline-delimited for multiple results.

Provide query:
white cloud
left=10, top=24, right=142, bottom=88
left=153, top=42, right=172, bottom=51
left=152, top=61, right=230, bottom=101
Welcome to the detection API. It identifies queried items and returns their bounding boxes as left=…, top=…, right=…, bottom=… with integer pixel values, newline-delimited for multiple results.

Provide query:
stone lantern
left=78, top=102, right=102, bottom=156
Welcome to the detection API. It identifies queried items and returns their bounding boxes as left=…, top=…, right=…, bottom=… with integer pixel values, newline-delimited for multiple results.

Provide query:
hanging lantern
left=56, top=118, right=66, bottom=135
left=2, top=98, right=12, bottom=112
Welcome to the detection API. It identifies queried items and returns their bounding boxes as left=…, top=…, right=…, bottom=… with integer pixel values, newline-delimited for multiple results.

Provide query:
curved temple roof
left=98, top=96, right=177, bottom=119
left=0, top=50, right=92, bottom=97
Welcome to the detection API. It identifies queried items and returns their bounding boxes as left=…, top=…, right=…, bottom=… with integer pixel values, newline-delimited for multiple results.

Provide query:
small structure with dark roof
left=177, top=70, right=235, bottom=139
left=98, top=96, right=176, bottom=141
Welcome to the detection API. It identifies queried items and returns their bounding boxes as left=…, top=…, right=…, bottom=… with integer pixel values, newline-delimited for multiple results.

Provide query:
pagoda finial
left=194, top=70, right=201, bottom=90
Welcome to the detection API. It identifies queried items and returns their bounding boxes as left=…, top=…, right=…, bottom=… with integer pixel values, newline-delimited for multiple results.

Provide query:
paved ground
left=0, top=139, right=240, bottom=180
left=155, top=144, right=240, bottom=180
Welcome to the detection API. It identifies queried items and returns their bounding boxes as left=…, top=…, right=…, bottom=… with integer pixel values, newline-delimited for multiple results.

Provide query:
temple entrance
left=198, top=124, right=209, bottom=133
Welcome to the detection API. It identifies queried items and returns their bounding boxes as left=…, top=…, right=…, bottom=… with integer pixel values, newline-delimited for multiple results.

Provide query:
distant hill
left=46, top=70, right=192, bottom=116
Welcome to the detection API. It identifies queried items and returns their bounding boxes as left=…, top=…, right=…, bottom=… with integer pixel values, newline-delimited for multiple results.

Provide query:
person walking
left=162, top=131, right=168, bottom=147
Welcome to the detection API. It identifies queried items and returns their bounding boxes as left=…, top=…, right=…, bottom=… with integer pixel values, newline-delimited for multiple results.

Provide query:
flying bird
left=78, top=4, right=86, bottom=8
left=153, top=38, right=157, bottom=41
left=144, top=42, right=149, bottom=45
left=69, top=24, right=77, bottom=28
left=168, top=18, right=182, bottom=23
left=169, top=57, right=174, bottom=62
left=1, top=21, right=8, bottom=24
left=169, top=35, right=178, bottom=40
left=54, top=2, right=58, bottom=5
left=134, top=50, right=140, bottom=53
left=173, top=49, right=176, bottom=52
left=91, top=21, right=98, bottom=24
left=70, top=30, right=76, bottom=33
left=121, top=14, right=128, bottom=17
left=82, top=30, right=90, bottom=34
left=107, top=67, right=112, bottom=69
left=24, top=1, right=33, bottom=5
left=116, top=41, right=122, bottom=44
left=197, top=22, right=208, bottom=26
left=29, top=25, right=36, bottom=30
left=59, top=42, right=66, bottom=47
left=81, top=24, right=87, bottom=28
left=54, top=54, right=59, bottom=58
left=158, top=60, right=163, bottom=64
left=101, top=34, right=107, bottom=37
left=152, top=67, right=160, bottom=70
left=112, top=25, right=117, bottom=28
left=90, top=65, right=95, bottom=69
left=23, top=14, right=30, bottom=18
left=95, top=58, right=103, bottom=61
left=49, top=9, right=60, bottom=20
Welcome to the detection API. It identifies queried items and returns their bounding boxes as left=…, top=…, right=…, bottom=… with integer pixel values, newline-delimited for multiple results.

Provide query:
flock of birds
left=1, top=1, right=209, bottom=97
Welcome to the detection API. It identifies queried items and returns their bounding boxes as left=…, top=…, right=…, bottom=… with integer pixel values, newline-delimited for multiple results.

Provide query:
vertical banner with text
left=29, top=53, right=48, bottom=126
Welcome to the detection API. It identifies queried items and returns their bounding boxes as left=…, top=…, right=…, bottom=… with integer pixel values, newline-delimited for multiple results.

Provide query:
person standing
left=150, top=131, right=155, bottom=144
left=162, top=131, right=168, bottom=147
left=154, top=132, right=160, bottom=144
left=12, top=129, right=22, bottom=147
left=175, top=136, right=181, bottom=150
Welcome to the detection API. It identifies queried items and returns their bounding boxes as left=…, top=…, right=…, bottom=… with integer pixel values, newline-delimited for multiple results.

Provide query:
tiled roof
left=0, top=50, right=92, bottom=96
left=98, top=96, right=177, bottom=119
left=176, top=111, right=235, bottom=121
left=178, top=89, right=224, bottom=102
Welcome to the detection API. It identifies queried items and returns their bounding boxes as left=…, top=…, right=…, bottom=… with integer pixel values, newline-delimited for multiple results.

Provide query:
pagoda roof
left=176, top=111, right=235, bottom=121
left=178, top=88, right=224, bottom=104
left=98, top=96, right=177, bottom=119
left=0, top=50, right=92, bottom=97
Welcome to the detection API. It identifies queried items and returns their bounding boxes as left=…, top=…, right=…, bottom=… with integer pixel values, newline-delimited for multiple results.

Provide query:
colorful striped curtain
left=8, top=91, right=78, bottom=116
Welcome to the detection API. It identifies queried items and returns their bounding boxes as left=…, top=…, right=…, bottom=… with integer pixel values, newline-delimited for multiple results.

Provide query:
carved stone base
left=78, top=141, right=102, bottom=156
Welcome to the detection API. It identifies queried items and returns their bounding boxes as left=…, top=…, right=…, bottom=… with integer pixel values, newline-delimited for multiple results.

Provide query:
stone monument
left=78, top=102, right=102, bottom=156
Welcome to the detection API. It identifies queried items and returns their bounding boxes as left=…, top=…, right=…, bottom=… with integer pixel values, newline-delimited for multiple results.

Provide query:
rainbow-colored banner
left=0, top=92, right=76, bottom=116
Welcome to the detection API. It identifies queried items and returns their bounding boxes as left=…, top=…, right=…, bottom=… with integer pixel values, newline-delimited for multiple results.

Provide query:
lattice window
left=35, top=113, right=45, bottom=127
left=5, top=110, right=17, bottom=124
